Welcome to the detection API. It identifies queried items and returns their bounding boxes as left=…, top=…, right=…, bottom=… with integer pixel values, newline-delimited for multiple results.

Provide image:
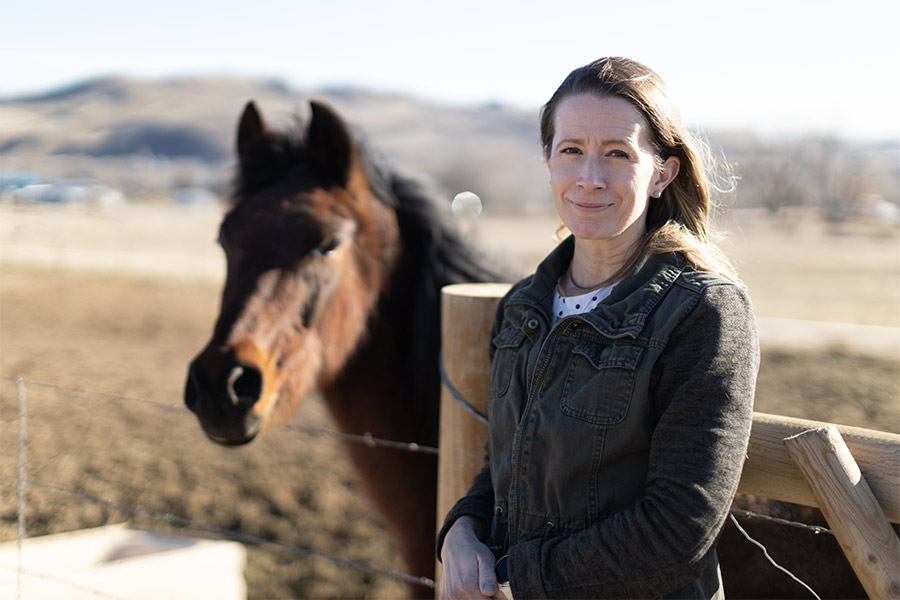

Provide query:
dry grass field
left=1, top=201, right=898, bottom=598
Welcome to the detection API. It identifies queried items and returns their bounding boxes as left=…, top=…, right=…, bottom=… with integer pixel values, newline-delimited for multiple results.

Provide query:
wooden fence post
left=436, top=283, right=509, bottom=597
left=785, top=426, right=900, bottom=599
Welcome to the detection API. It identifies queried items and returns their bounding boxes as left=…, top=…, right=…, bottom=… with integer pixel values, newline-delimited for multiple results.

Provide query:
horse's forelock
left=231, top=128, right=309, bottom=205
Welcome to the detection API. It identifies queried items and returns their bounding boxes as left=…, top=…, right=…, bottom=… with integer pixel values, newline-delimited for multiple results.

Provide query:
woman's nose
left=577, top=156, right=606, bottom=189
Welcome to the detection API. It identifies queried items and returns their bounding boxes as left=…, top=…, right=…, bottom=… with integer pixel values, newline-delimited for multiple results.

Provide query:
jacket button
left=526, top=319, right=539, bottom=330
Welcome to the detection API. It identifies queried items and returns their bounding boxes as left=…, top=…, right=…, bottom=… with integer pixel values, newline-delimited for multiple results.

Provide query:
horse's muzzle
left=184, top=357, right=264, bottom=445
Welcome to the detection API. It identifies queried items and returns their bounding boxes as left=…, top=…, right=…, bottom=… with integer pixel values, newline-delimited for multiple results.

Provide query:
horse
left=185, top=100, right=865, bottom=598
left=184, top=99, right=501, bottom=597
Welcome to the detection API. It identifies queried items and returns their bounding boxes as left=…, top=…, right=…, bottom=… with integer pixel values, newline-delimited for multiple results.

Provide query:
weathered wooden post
left=436, top=283, right=509, bottom=597
left=785, top=426, right=900, bottom=599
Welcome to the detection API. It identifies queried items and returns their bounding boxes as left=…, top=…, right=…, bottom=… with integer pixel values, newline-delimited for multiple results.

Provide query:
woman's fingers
left=477, top=550, right=498, bottom=597
left=440, top=517, right=501, bottom=598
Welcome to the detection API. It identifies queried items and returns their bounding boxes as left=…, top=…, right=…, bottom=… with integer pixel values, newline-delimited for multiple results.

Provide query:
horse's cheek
left=258, top=339, right=318, bottom=427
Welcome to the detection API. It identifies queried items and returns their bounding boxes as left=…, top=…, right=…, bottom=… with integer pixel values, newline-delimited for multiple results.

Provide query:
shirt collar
left=507, top=236, right=687, bottom=338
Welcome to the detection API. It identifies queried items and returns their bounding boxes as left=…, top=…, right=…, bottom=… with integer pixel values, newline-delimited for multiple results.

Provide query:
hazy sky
left=2, top=0, right=898, bottom=141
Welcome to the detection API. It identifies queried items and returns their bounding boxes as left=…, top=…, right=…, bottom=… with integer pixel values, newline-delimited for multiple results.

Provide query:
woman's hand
left=440, top=516, right=499, bottom=599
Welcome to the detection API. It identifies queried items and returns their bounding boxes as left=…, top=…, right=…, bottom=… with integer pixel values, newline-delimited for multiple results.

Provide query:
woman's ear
left=653, top=156, right=680, bottom=196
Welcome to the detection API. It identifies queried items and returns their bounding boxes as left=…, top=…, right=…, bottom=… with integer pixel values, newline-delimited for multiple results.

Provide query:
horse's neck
left=320, top=208, right=474, bottom=446
left=320, top=258, right=442, bottom=446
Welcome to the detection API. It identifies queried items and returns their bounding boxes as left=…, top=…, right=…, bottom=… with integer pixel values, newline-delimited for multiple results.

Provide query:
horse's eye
left=318, top=237, right=341, bottom=257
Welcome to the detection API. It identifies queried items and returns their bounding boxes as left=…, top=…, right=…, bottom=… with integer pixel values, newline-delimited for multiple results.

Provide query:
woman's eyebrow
left=555, top=136, right=636, bottom=148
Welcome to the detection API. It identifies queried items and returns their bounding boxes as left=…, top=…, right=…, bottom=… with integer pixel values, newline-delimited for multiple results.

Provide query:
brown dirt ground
left=1, top=204, right=898, bottom=598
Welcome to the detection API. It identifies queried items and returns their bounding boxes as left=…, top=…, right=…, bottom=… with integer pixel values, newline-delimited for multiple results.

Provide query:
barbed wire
left=2, top=376, right=437, bottom=596
left=16, top=379, right=26, bottom=600
left=0, top=375, right=184, bottom=414
left=284, top=423, right=438, bottom=455
left=730, top=507, right=833, bottom=535
left=0, top=473, right=435, bottom=591
left=0, top=376, right=438, bottom=455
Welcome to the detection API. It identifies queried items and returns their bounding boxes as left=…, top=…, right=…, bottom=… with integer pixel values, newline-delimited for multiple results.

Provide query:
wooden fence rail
left=437, top=283, right=900, bottom=598
left=740, top=413, right=899, bottom=523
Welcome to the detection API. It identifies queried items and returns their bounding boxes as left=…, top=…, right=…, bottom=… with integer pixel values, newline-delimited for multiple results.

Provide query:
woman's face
left=548, top=93, right=678, bottom=255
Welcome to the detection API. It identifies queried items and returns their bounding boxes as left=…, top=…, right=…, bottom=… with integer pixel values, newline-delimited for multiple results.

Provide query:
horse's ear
left=237, top=101, right=268, bottom=159
left=306, top=100, right=355, bottom=185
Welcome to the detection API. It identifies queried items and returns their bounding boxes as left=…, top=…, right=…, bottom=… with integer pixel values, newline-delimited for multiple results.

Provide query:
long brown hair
left=541, top=57, right=740, bottom=285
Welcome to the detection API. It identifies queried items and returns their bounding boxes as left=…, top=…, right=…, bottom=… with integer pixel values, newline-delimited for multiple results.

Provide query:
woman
left=437, top=57, right=759, bottom=599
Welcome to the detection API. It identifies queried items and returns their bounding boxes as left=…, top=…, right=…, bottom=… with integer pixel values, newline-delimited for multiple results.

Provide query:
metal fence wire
left=2, top=376, right=830, bottom=599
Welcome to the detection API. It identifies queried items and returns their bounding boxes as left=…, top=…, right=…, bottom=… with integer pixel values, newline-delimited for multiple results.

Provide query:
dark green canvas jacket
left=438, top=237, right=759, bottom=599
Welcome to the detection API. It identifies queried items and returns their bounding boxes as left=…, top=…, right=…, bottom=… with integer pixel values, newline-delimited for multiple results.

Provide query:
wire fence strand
left=16, top=379, right=26, bottom=600
left=0, top=473, right=435, bottom=590
left=1, top=376, right=438, bottom=456
left=284, top=423, right=438, bottom=455
left=729, top=507, right=833, bottom=536
left=729, top=514, right=823, bottom=599
left=2, top=376, right=436, bottom=595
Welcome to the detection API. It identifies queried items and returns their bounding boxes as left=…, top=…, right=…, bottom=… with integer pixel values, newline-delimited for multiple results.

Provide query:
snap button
left=527, top=318, right=539, bottom=330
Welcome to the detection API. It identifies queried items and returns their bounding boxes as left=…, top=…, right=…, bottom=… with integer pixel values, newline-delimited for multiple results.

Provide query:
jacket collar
left=506, top=236, right=687, bottom=339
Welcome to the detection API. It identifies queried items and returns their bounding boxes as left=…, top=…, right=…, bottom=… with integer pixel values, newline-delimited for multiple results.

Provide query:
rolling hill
left=0, top=76, right=547, bottom=211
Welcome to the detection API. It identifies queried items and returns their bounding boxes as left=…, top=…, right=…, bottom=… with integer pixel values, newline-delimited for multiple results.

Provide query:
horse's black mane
left=352, top=133, right=507, bottom=445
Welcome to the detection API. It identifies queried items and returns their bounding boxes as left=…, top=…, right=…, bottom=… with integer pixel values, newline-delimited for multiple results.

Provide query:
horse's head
left=185, top=100, right=400, bottom=445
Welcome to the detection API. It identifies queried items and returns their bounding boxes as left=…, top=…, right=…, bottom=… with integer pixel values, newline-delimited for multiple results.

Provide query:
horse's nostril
left=227, top=365, right=263, bottom=406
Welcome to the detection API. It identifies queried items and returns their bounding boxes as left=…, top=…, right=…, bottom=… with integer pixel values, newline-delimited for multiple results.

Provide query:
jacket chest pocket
left=489, top=325, right=526, bottom=399
left=559, top=342, right=643, bottom=425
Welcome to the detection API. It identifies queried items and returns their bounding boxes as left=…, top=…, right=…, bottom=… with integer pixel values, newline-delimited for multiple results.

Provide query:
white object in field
left=0, top=523, right=246, bottom=600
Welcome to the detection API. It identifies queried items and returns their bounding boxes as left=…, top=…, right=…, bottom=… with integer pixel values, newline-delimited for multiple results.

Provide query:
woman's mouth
left=570, top=198, right=613, bottom=211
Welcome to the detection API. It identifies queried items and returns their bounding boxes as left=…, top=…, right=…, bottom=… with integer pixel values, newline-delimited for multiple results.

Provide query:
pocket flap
left=492, top=325, right=526, bottom=350
left=571, top=342, right=642, bottom=370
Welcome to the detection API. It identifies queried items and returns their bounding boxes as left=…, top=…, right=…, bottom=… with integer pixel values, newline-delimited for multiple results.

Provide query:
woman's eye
left=560, top=147, right=581, bottom=155
left=608, top=150, right=629, bottom=158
